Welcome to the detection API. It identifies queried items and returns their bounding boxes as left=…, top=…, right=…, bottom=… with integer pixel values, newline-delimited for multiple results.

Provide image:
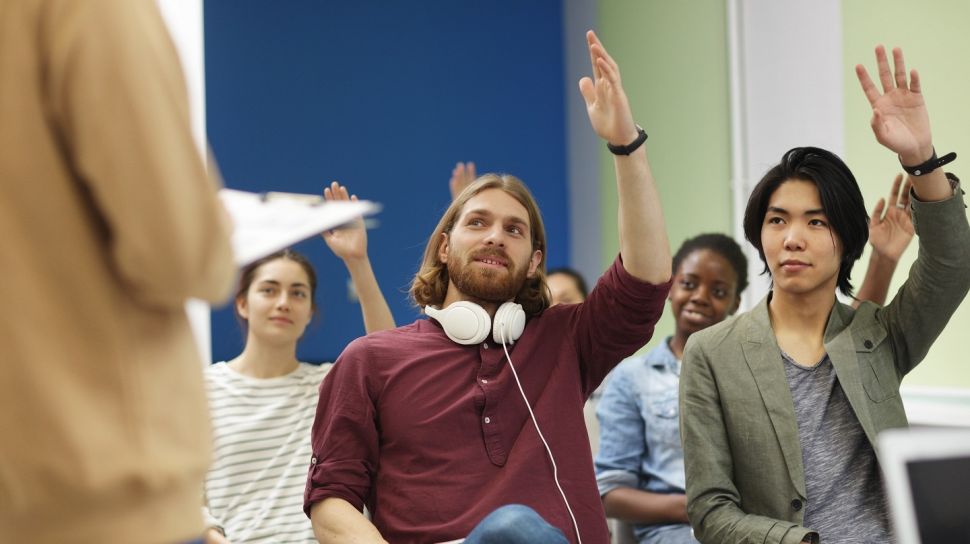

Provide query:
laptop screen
left=906, top=456, right=970, bottom=542
left=879, top=427, right=970, bottom=544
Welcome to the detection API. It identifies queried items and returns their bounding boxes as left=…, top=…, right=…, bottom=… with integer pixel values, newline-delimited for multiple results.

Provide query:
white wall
left=155, top=0, right=213, bottom=364
left=727, top=0, right=845, bottom=310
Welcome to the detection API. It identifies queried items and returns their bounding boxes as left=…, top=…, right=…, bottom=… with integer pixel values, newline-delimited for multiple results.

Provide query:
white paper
left=219, top=188, right=380, bottom=266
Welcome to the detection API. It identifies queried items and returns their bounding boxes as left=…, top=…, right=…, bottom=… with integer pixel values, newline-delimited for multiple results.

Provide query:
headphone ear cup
left=492, top=302, right=525, bottom=345
left=425, top=302, right=491, bottom=345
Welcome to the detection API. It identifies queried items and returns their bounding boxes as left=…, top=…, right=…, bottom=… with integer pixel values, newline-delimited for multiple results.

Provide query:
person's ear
left=526, top=249, right=542, bottom=278
left=438, top=233, right=450, bottom=263
left=236, top=296, right=249, bottom=320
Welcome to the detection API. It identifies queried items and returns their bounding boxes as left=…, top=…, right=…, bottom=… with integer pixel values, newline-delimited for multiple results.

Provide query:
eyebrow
left=256, top=279, right=310, bottom=289
left=766, top=206, right=826, bottom=216
left=681, top=273, right=730, bottom=284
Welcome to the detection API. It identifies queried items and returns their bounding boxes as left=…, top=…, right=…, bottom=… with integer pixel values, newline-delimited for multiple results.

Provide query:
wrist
left=342, top=254, right=373, bottom=273
left=872, top=252, right=900, bottom=268
left=607, top=125, right=647, bottom=155
left=614, top=127, right=640, bottom=145
left=898, top=146, right=935, bottom=169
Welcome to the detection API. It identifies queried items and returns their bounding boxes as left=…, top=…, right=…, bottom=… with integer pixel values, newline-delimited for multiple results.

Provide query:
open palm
left=321, top=181, right=367, bottom=261
left=868, top=174, right=914, bottom=261
left=578, top=31, right=638, bottom=146
left=856, top=46, right=933, bottom=162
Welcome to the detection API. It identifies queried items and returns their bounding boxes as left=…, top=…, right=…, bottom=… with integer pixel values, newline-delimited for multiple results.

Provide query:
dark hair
left=410, top=173, right=550, bottom=316
left=546, top=267, right=589, bottom=299
left=673, top=233, right=749, bottom=295
left=742, top=147, right=868, bottom=296
left=235, top=249, right=318, bottom=328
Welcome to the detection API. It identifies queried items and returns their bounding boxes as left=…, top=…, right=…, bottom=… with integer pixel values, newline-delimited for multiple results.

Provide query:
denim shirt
left=595, top=337, right=687, bottom=539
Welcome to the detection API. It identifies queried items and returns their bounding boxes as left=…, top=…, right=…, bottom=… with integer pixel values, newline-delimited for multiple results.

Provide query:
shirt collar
left=650, top=336, right=681, bottom=375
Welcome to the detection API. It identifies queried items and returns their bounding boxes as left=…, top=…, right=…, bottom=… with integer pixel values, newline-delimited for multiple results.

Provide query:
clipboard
left=219, top=188, right=380, bottom=266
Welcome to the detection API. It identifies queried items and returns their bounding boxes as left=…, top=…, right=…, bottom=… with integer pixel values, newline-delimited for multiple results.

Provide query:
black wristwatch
left=607, top=125, right=648, bottom=156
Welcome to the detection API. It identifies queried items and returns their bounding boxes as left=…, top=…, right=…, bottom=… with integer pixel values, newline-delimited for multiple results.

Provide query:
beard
left=447, top=247, right=529, bottom=303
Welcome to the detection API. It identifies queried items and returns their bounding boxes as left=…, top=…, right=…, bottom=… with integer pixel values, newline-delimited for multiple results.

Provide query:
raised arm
left=856, top=46, right=951, bottom=201
left=853, top=174, right=913, bottom=307
left=321, top=181, right=396, bottom=333
left=579, top=31, right=670, bottom=284
left=449, top=161, right=477, bottom=201
left=856, top=46, right=970, bottom=376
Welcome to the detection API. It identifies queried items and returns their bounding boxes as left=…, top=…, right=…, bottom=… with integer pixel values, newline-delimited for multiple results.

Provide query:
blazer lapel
left=824, top=303, right=876, bottom=444
left=740, top=296, right=807, bottom=498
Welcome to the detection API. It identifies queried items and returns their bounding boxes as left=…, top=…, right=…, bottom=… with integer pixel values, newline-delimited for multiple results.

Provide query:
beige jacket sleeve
left=44, top=0, right=235, bottom=307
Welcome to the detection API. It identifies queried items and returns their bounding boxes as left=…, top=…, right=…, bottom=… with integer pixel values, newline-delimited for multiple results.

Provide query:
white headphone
left=424, top=301, right=526, bottom=345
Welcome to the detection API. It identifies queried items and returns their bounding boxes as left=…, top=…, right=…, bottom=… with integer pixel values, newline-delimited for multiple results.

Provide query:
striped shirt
left=204, top=362, right=330, bottom=543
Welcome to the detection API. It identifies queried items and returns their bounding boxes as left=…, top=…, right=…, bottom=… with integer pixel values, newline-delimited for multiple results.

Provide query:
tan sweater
left=0, top=0, right=236, bottom=542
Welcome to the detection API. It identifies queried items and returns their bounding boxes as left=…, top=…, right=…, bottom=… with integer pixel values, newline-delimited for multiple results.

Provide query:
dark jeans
left=464, top=504, right=570, bottom=544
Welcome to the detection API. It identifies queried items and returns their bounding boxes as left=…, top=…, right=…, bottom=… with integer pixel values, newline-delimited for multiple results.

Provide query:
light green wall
left=597, top=1, right=970, bottom=384
left=843, top=0, right=970, bottom=388
left=598, top=0, right=732, bottom=351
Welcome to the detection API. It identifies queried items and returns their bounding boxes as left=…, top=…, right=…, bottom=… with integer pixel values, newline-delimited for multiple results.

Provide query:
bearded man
left=304, top=31, right=672, bottom=544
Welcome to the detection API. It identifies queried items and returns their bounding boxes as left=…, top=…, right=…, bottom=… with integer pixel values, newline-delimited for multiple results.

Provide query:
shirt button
left=791, top=499, right=802, bottom=511
left=481, top=379, right=488, bottom=384
left=483, top=344, right=489, bottom=350
left=864, top=340, right=873, bottom=349
left=311, top=457, right=317, bottom=464
left=484, top=417, right=491, bottom=424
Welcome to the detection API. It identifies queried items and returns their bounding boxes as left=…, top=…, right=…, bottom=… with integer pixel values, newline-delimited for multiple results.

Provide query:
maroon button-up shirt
left=305, top=257, right=670, bottom=543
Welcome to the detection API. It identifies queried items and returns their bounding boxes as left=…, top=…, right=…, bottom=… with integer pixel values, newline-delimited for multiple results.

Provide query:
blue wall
left=205, top=1, right=569, bottom=362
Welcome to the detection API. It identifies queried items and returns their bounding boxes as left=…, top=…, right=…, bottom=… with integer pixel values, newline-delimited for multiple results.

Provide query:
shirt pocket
left=645, top=394, right=681, bottom=447
left=855, top=327, right=898, bottom=403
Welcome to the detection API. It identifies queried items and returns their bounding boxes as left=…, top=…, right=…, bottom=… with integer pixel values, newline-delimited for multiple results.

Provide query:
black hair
left=742, top=146, right=868, bottom=296
left=673, top=233, right=749, bottom=295
left=546, top=267, right=588, bottom=299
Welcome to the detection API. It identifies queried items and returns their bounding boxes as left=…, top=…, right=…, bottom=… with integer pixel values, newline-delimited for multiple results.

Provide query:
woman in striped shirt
left=203, top=182, right=395, bottom=543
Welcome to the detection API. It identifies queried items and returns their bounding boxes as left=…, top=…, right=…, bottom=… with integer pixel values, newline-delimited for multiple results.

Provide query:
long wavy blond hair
left=410, top=174, right=550, bottom=316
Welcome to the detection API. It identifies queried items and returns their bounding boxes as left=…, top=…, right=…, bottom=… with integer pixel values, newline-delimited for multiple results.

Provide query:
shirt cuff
left=596, top=468, right=639, bottom=497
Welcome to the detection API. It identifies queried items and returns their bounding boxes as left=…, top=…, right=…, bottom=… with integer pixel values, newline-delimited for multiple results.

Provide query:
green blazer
left=679, top=185, right=970, bottom=544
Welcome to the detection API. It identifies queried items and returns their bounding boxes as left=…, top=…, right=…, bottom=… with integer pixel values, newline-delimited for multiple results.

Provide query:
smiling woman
left=595, top=233, right=747, bottom=544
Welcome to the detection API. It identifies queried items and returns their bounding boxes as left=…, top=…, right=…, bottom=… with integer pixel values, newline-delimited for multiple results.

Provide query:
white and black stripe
left=203, top=362, right=330, bottom=543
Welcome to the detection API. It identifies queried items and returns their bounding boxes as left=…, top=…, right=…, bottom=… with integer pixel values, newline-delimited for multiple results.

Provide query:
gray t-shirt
left=783, top=352, right=894, bottom=544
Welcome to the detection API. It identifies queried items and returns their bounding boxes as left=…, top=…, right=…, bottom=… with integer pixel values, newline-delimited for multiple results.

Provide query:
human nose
left=275, top=292, right=291, bottom=311
left=690, top=284, right=711, bottom=305
left=483, top=224, right=506, bottom=247
left=783, top=224, right=806, bottom=251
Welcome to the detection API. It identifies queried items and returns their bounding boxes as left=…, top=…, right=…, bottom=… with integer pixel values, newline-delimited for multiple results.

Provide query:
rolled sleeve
left=596, top=469, right=640, bottom=498
left=595, top=360, right=646, bottom=497
left=304, top=337, right=380, bottom=517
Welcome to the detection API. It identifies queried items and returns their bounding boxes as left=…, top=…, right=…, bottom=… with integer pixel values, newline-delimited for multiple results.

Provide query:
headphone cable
left=500, top=332, right=582, bottom=544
